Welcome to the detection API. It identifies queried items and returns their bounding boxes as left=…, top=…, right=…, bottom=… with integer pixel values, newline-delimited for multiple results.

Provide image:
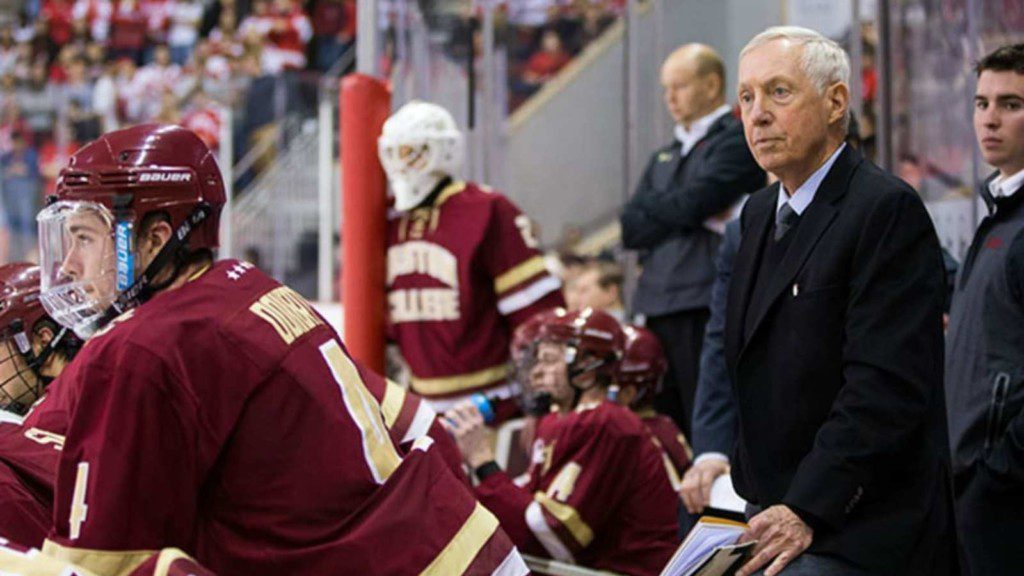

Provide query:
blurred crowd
left=0, top=0, right=357, bottom=262
left=439, top=0, right=624, bottom=111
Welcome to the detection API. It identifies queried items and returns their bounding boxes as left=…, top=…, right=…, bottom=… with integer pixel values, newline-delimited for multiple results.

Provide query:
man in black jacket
left=946, top=43, right=1024, bottom=576
left=727, top=27, right=956, bottom=576
left=620, top=43, right=764, bottom=438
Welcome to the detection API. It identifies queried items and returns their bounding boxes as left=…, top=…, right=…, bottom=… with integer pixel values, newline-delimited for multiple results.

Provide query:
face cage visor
left=0, top=337, right=43, bottom=416
left=37, top=200, right=129, bottom=340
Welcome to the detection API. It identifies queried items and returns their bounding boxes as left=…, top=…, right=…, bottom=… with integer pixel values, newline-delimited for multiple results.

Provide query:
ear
left=703, top=72, right=722, bottom=100
left=139, top=219, right=174, bottom=258
left=33, top=325, right=55, bottom=354
left=826, top=82, right=850, bottom=127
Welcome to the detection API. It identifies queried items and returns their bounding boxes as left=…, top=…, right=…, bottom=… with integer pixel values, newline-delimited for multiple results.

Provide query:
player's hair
left=587, top=260, right=623, bottom=295
left=976, top=44, right=1024, bottom=77
left=742, top=26, right=851, bottom=131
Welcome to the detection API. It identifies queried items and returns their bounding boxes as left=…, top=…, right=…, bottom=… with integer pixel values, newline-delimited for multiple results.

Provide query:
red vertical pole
left=340, top=74, right=390, bottom=373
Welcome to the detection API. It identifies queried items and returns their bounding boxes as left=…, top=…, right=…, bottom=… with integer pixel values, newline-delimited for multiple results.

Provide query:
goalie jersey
left=474, top=400, right=680, bottom=576
left=387, top=181, right=564, bottom=411
left=42, top=260, right=526, bottom=576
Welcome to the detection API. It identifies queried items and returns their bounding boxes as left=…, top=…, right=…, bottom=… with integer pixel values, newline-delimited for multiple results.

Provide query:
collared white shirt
left=776, top=143, right=848, bottom=216
left=674, top=104, right=732, bottom=157
left=989, top=168, right=1024, bottom=199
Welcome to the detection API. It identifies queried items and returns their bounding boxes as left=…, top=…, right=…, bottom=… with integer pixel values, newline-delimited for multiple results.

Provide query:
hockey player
left=380, top=101, right=565, bottom=420
left=0, top=264, right=82, bottom=547
left=617, top=325, right=693, bottom=481
left=444, top=308, right=680, bottom=576
left=0, top=264, right=81, bottom=418
left=34, top=124, right=527, bottom=576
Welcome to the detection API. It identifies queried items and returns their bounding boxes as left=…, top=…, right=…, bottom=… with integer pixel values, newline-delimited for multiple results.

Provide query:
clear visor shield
left=37, top=201, right=123, bottom=339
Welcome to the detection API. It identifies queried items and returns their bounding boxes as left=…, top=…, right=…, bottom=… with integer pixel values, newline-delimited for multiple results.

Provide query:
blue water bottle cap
left=471, top=393, right=495, bottom=424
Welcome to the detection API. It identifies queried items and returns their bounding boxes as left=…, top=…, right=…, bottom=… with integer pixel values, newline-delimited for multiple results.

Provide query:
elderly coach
left=726, top=27, right=957, bottom=576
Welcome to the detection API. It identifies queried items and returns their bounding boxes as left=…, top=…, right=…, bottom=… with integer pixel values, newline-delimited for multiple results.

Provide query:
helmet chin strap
left=96, top=203, right=212, bottom=330
left=565, top=349, right=613, bottom=408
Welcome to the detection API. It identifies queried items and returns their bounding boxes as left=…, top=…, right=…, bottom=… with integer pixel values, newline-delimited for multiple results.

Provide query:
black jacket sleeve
left=620, top=154, right=676, bottom=249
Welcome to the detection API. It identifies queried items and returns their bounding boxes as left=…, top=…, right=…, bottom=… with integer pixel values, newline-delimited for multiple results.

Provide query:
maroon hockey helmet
left=510, top=306, right=566, bottom=363
left=537, top=307, right=625, bottom=385
left=54, top=123, right=225, bottom=251
left=37, top=124, right=226, bottom=338
left=617, top=325, right=668, bottom=408
left=0, top=263, right=81, bottom=414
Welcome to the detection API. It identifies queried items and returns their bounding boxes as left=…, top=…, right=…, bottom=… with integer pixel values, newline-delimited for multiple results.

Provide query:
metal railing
left=229, top=115, right=320, bottom=284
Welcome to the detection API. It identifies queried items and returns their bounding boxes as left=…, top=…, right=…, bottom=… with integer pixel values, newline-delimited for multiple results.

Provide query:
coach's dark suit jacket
left=724, top=146, right=958, bottom=575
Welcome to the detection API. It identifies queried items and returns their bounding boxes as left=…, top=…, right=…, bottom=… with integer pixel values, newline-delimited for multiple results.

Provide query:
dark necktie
left=775, top=202, right=799, bottom=241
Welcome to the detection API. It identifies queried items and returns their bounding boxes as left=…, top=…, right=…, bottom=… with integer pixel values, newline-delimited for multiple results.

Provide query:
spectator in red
left=109, top=0, right=148, bottom=63
left=72, top=0, right=113, bottom=43
left=518, top=28, right=570, bottom=96
left=140, top=0, right=171, bottom=52
left=38, top=121, right=79, bottom=196
left=180, top=91, right=222, bottom=150
left=311, top=0, right=355, bottom=71
left=265, top=0, right=312, bottom=72
left=41, top=0, right=75, bottom=49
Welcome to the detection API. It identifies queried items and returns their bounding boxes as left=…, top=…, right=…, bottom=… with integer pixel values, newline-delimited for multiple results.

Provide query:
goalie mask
left=37, top=124, right=225, bottom=339
left=378, top=101, right=464, bottom=211
left=0, top=263, right=81, bottom=415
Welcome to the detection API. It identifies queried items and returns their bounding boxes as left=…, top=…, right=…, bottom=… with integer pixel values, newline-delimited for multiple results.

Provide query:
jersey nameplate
left=249, top=286, right=324, bottom=345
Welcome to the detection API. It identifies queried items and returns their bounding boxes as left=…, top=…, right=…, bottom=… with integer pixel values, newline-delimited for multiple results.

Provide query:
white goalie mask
left=378, top=101, right=465, bottom=212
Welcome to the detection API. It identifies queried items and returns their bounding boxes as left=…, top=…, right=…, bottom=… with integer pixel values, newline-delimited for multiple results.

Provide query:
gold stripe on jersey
left=434, top=181, right=466, bottom=207
left=381, top=379, right=408, bottom=428
left=410, top=364, right=509, bottom=396
left=418, top=502, right=499, bottom=576
left=249, top=286, right=324, bottom=345
left=42, top=540, right=153, bottom=576
left=0, top=543, right=102, bottom=576
left=651, top=437, right=683, bottom=492
left=533, top=492, right=594, bottom=548
left=152, top=548, right=197, bottom=576
left=321, top=341, right=402, bottom=483
left=494, top=256, right=548, bottom=296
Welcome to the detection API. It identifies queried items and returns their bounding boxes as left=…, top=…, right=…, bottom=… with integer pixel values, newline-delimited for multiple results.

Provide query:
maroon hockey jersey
left=474, top=400, right=680, bottom=576
left=41, top=260, right=526, bottom=576
left=641, top=410, right=693, bottom=489
left=0, top=411, right=64, bottom=547
left=387, top=181, right=564, bottom=410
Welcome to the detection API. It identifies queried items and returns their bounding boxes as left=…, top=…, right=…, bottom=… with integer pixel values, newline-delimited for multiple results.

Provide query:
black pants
left=955, top=463, right=1024, bottom=576
left=647, top=307, right=710, bottom=439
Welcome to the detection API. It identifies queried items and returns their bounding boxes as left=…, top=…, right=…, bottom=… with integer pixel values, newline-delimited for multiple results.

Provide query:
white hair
left=741, top=26, right=851, bottom=131
left=741, top=26, right=851, bottom=92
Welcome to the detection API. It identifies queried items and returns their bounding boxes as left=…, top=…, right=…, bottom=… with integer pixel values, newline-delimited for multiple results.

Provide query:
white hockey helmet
left=378, top=101, right=464, bottom=212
